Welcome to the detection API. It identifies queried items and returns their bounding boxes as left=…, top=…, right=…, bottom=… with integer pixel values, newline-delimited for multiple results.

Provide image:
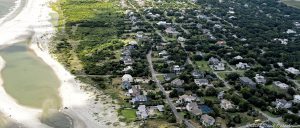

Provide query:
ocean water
left=0, top=0, right=17, bottom=18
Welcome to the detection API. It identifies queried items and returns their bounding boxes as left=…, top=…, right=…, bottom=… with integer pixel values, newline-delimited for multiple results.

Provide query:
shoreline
left=0, top=0, right=125, bottom=127
left=0, top=0, right=24, bottom=25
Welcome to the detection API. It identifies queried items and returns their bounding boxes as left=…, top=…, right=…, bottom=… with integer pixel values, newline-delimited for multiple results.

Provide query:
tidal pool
left=0, top=42, right=61, bottom=109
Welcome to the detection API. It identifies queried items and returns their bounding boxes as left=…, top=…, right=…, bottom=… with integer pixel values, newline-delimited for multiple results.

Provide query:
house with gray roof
left=165, top=27, right=180, bottom=37
left=236, top=62, right=250, bottom=70
left=254, top=74, right=266, bottom=85
left=132, top=95, right=148, bottom=104
left=201, top=114, right=215, bottom=127
left=171, top=78, right=184, bottom=87
left=191, top=70, right=204, bottom=78
left=122, top=81, right=132, bottom=90
left=194, top=79, right=209, bottom=86
left=272, top=99, right=292, bottom=109
left=136, top=105, right=148, bottom=119
left=186, top=102, right=202, bottom=116
left=239, top=77, right=256, bottom=88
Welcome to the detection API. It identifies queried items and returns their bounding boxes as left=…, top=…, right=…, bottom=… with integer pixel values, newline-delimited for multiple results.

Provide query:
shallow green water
left=0, top=43, right=61, bottom=109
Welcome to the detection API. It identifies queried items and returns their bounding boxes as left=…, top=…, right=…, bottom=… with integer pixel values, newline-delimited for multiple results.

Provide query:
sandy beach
left=0, top=0, right=124, bottom=127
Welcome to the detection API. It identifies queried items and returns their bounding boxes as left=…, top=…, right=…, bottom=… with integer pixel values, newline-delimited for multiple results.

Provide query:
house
left=212, top=63, right=225, bottom=71
left=123, top=56, right=134, bottom=65
left=121, top=49, right=131, bottom=56
left=177, top=37, right=186, bottom=42
left=191, top=70, right=204, bottom=78
left=277, top=62, right=284, bottom=67
left=162, top=56, right=169, bottom=60
left=196, top=51, right=204, bottom=57
left=122, top=74, right=134, bottom=82
left=273, top=81, right=289, bottom=89
left=128, top=85, right=140, bottom=97
left=164, top=73, right=176, bottom=81
left=158, top=50, right=168, bottom=57
left=254, top=74, right=266, bottom=85
left=132, top=95, right=148, bottom=104
left=218, top=91, right=225, bottom=100
left=239, top=77, right=256, bottom=88
left=136, top=105, right=148, bottom=119
left=155, top=105, right=164, bottom=112
left=121, top=81, right=132, bottom=90
left=201, top=114, right=215, bottom=127
left=173, top=65, right=181, bottom=74
left=236, top=62, right=250, bottom=70
left=136, top=31, right=143, bottom=39
left=129, top=40, right=138, bottom=46
left=285, top=67, right=300, bottom=75
left=220, top=99, right=235, bottom=110
left=215, top=40, right=226, bottom=46
left=165, top=27, right=180, bottom=37
left=194, top=79, right=209, bottom=86
left=233, top=55, right=243, bottom=60
left=186, top=102, right=202, bottom=116
left=171, top=78, right=184, bottom=87
left=273, top=99, right=292, bottom=109
left=286, top=29, right=297, bottom=34
left=123, top=66, right=133, bottom=72
left=208, top=57, right=220, bottom=65
left=178, top=94, right=197, bottom=103
left=174, top=88, right=185, bottom=94
left=157, top=21, right=170, bottom=26
left=293, top=95, right=300, bottom=103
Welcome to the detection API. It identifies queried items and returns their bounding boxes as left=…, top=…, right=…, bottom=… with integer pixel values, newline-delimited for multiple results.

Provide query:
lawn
left=120, top=109, right=137, bottom=122
left=203, top=96, right=219, bottom=104
left=196, top=61, right=211, bottom=71
left=145, top=119, right=180, bottom=128
left=264, top=84, right=283, bottom=93
left=217, top=71, right=244, bottom=80
left=225, top=112, right=266, bottom=127
left=157, top=75, right=165, bottom=82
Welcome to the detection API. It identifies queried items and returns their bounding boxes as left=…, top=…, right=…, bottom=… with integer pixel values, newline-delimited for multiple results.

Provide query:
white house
left=273, top=99, right=292, bottom=109
left=273, top=81, right=289, bottom=89
left=201, top=114, right=215, bottom=127
left=233, top=55, right=243, bottom=60
left=236, top=62, right=250, bottom=70
left=136, top=105, right=148, bottom=119
left=122, top=74, right=134, bottom=82
left=254, top=74, right=266, bottom=85
left=186, top=102, right=202, bottom=116
left=178, top=95, right=197, bottom=103
left=293, top=95, right=300, bottom=103
left=220, top=99, right=235, bottom=110
left=194, top=79, right=209, bottom=86
left=285, top=67, right=300, bottom=75
left=213, top=63, right=225, bottom=71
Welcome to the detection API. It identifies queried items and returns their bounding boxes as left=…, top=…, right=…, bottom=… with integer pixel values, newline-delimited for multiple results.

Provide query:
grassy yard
left=120, top=109, right=137, bottom=122
left=157, top=75, right=165, bottom=82
left=217, top=71, right=244, bottom=80
left=203, top=96, right=219, bottom=104
left=264, top=84, right=283, bottom=93
left=145, top=119, right=180, bottom=128
left=196, top=61, right=211, bottom=71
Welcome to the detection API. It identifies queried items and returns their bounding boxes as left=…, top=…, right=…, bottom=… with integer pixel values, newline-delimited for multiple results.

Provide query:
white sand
left=0, top=0, right=124, bottom=127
